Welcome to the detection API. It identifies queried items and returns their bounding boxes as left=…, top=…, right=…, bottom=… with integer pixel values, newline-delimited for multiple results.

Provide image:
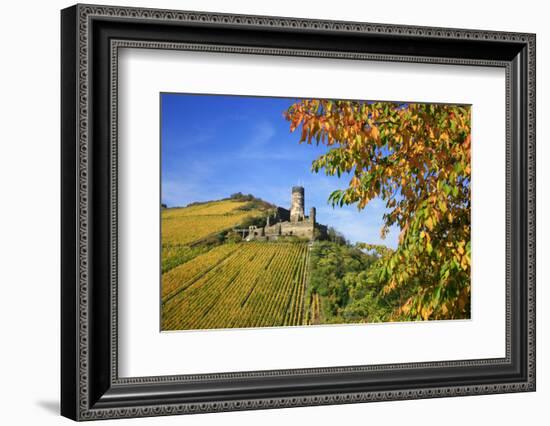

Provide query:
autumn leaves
left=285, top=100, right=472, bottom=321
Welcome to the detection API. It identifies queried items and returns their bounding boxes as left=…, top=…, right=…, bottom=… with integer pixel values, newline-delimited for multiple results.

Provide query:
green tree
left=308, top=241, right=379, bottom=323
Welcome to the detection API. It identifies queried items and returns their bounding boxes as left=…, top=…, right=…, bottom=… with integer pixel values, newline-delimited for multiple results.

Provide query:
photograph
left=160, top=94, right=472, bottom=331
left=57, top=2, right=536, bottom=421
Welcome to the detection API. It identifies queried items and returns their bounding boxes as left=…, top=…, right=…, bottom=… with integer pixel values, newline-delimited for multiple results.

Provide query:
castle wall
left=275, top=207, right=290, bottom=222
left=262, top=220, right=315, bottom=240
left=280, top=221, right=314, bottom=239
left=263, top=223, right=282, bottom=236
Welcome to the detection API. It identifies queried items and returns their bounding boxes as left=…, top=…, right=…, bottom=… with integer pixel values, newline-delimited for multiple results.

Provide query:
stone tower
left=290, top=186, right=305, bottom=223
left=310, top=207, right=316, bottom=224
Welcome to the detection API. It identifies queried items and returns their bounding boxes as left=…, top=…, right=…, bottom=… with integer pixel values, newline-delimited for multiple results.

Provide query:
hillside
left=162, top=242, right=308, bottom=330
left=160, top=196, right=385, bottom=331
left=161, top=197, right=314, bottom=330
left=162, top=199, right=259, bottom=246
left=161, top=199, right=268, bottom=274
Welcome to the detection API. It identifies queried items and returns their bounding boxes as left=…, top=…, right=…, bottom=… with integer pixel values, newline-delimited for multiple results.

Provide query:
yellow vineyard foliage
left=162, top=243, right=241, bottom=301
left=162, top=200, right=258, bottom=246
left=161, top=242, right=309, bottom=330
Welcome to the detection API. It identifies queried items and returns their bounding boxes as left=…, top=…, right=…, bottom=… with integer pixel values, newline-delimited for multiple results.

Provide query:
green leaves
left=426, top=241, right=433, bottom=254
left=328, top=189, right=345, bottom=207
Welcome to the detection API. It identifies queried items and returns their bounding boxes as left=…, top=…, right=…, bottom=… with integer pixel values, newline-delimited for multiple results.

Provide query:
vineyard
left=161, top=242, right=309, bottom=330
left=162, top=200, right=257, bottom=246
left=162, top=243, right=241, bottom=300
left=161, top=199, right=264, bottom=273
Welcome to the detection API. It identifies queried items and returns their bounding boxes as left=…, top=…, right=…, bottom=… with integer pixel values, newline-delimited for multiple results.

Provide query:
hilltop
left=161, top=197, right=270, bottom=274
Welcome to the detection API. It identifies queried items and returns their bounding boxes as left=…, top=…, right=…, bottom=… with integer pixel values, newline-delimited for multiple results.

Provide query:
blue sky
left=161, top=93, right=398, bottom=248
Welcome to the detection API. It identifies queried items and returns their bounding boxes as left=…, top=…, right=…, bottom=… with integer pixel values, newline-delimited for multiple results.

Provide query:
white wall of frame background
left=0, top=0, right=547, bottom=424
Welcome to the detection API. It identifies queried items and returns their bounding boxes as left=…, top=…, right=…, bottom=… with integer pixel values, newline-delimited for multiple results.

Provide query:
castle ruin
left=244, top=186, right=327, bottom=241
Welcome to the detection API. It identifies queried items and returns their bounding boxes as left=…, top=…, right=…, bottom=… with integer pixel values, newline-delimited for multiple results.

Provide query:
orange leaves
left=463, top=134, right=471, bottom=152
left=287, top=107, right=304, bottom=133
left=358, top=196, right=370, bottom=210
left=400, top=299, right=413, bottom=315
left=350, top=175, right=361, bottom=189
left=457, top=287, right=470, bottom=312
left=425, top=217, right=434, bottom=231
left=382, top=279, right=397, bottom=295
left=369, top=125, right=380, bottom=141
left=446, top=240, right=470, bottom=274
left=299, top=126, right=307, bottom=143
left=460, top=254, right=470, bottom=271
left=421, top=306, right=434, bottom=321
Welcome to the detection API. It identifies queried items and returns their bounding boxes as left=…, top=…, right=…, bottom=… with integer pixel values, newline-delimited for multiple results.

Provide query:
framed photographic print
left=61, top=4, right=536, bottom=421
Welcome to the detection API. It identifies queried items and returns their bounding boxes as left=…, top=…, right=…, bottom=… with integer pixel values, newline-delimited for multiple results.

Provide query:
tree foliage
left=308, top=242, right=381, bottom=323
left=285, top=100, right=471, bottom=321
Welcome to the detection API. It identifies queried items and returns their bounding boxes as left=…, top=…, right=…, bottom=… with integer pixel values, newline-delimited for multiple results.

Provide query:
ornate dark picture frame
left=61, top=4, right=536, bottom=421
